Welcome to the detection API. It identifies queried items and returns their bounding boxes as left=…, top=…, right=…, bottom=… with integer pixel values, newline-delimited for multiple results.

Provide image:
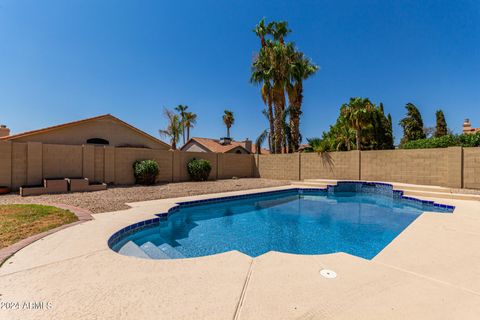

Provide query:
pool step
left=140, top=242, right=171, bottom=259
left=157, top=243, right=185, bottom=259
left=118, top=241, right=150, bottom=259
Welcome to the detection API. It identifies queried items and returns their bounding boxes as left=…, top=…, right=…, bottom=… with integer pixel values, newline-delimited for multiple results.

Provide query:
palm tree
left=304, top=137, right=327, bottom=153
left=175, top=105, right=188, bottom=145
left=287, top=52, right=318, bottom=152
left=251, top=49, right=275, bottom=153
left=341, top=97, right=374, bottom=150
left=223, top=110, right=234, bottom=138
left=159, top=108, right=183, bottom=150
left=183, top=112, right=197, bottom=141
left=253, top=18, right=274, bottom=48
left=255, top=129, right=269, bottom=154
left=334, top=121, right=356, bottom=151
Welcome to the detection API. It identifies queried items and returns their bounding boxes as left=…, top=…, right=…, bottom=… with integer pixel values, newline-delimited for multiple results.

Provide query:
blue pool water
left=110, top=184, right=453, bottom=260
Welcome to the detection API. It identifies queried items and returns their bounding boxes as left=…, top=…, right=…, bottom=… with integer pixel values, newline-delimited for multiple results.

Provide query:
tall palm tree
left=183, top=112, right=197, bottom=141
left=159, top=108, right=183, bottom=150
left=175, top=105, right=188, bottom=145
left=222, top=110, right=234, bottom=138
left=287, top=52, right=318, bottom=152
left=253, top=18, right=274, bottom=48
left=341, top=97, right=374, bottom=150
left=251, top=50, right=275, bottom=152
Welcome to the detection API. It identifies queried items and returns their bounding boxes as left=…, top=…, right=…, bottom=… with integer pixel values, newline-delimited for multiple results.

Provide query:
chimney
left=219, top=137, right=232, bottom=145
left=0, top=125, right=10, bottom=138
left=243, top=138, right=252, bottom=153
left=463, top=119, right=472, bottom=134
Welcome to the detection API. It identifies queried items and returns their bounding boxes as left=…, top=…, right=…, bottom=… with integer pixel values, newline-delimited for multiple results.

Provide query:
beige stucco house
left=0, top=114, right=170, bottom=149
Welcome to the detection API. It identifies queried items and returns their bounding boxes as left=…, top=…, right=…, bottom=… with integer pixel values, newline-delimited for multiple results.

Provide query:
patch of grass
left=0, top=204, right=78, bottom=249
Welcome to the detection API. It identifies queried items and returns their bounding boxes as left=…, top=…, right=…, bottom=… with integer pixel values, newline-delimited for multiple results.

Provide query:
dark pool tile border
left=107, top=182, right=455, bottom=250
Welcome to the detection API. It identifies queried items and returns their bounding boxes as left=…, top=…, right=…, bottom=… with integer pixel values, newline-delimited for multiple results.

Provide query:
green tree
left=286, top=52, right=318, bottom=152
left=183, top=112, right=197, bottom=141
left=175, top=105, right=189, bottom=145
left=341, top=97, right=374, bottom=150
left=399, top=103, right=426, bottom=145
left=386, top=113, right=394, bottom=148
left=222, top=110, right=235, bottom=138
left=368, top=103, right=394, bottom=150
left=435, top=109, right=448, bottom=137
left=251, top=18, right=317, bottom=154
left=251, top=50, right=275, bottom=152
left=252, top=20, right=291, bottom=154
left=159, top=108, right=183, bottom=150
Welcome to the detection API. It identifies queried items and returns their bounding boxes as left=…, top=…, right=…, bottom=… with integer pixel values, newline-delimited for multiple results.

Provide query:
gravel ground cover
left=0, top=179, right=289, bottom=214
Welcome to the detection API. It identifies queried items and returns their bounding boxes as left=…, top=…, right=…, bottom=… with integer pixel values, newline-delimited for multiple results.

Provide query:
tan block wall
left=463, top=148, right=480, bottom=189
left=11, top=143, right=27, bottom=189
left=114, top=148, right=174, bottom=185
left=257, top=154, right=300, bottom=180
left=104, top=147, right=115, bottom=183
left=94, top=146, right=105, bottom=183
left=0, top=141, right=12, bottom=187
left=218, top=153, right=254, bottom=179
left=361, top=148, right=449, bottom=186
left=0, top=142, right=257, bottom=190
left=27, top=142, right=43, bottom=185
left=43, top=144, right=83, bottom=179
left=176, top=152, right=218, bottom=181
left=301, top=151, right=360, bottom=180
left=12, top=117, right=168, bottom=150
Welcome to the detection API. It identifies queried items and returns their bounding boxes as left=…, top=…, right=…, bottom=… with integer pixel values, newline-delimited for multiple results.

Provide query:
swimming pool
left=109, top=182, right=454, bottom=260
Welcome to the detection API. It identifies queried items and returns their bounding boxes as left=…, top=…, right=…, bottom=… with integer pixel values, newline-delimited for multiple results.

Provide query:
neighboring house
left=0, top=114, right=170, bottom=150
left=463, top=119, right=480, bottom=135
left=181, top=137, right=269, bottom=154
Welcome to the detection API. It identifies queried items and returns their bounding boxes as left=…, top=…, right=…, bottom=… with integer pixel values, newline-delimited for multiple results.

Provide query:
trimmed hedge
left=401, top=132, right=480, bottom=149
left=133, top=160, right=159, bottom=185
left=187, top=159, right=212, bottom=181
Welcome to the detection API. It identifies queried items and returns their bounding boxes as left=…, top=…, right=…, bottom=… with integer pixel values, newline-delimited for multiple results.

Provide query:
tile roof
left=182, top=137, right=270, bottom=154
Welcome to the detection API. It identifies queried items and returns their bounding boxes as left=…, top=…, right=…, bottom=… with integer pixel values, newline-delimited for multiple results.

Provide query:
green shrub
left=401, top=132, right=480, bottom=149
left=187, top=159, right=212, bottom=181
left=133, top=160, right=159, bottom=185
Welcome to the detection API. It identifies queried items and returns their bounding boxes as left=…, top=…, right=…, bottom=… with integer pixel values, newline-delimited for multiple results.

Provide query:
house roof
left=181, top=137, right=270, bottom=154
left=0, top=114, right=171, bottom=148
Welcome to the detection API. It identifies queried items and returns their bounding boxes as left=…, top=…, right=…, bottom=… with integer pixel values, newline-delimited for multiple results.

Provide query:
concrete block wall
left=300, top=151, right=360, bottom=180
left=463, top=147, right=480, bottom=189
left=176, top=151, right=218, bottom=181
left=257, top=154, right=301, bottom=180
left=256, top=147, right=477, bottom=189
left=114, top=148, right=174, bottom=185
left=2, top=140, right=480, bottom=190
left=0, top=141, right=12, bottom=188
left=361, top=148, right=449, bottom=186
left=217, top=153, right=254, bottom=179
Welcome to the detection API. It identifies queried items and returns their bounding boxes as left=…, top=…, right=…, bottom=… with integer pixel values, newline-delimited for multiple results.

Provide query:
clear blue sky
left=1, top=0, right=479, bottom=145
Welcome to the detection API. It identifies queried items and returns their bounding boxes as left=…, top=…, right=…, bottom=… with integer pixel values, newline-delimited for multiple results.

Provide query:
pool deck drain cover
left=320, top=269, right=337, bottom=279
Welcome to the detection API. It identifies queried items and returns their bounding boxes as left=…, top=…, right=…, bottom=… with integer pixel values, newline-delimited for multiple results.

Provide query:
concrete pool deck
left=1, top=184, right=480, bottom=319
